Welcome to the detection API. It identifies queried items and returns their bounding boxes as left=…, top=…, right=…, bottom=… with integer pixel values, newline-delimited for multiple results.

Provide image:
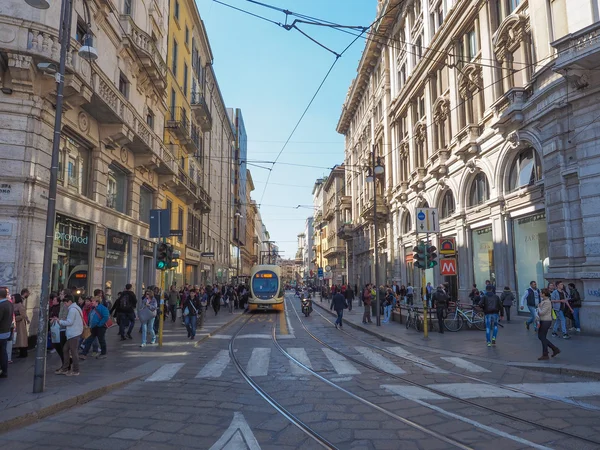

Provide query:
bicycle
left=444, top=301, right=486, bottom=332
left=405, top=305, right=422, bottom=332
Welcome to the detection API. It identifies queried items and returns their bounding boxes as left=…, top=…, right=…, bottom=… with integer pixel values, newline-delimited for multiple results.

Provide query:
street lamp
left=366, top=146, right=385, bottom=326
left=29, top=0, right=98, bottom=393
left=235, top=212, right=242, bottom=284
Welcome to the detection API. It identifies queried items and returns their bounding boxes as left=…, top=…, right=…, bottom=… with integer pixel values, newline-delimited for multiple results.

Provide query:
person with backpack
left=80, top=296, right=109, bottom=359
left=183, top=289, right=201, bottom=339
left=521, top=281, right=541, bottom=332
left=432, top=285, right=449, bottom=334
left=479, top=285, right=502, bottom=347
left=110, top=284, right=138, bottom=341
left=500, top=287, right=515, bottom=323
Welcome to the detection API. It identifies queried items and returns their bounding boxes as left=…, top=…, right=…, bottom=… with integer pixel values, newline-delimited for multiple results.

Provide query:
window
left=177, top=207, right=184, bottom=243
left=123, top=0, right=132, bottom=15
left=139, top=186, right=152, bottom=224
left=172, top=39, right=178, bottom=76
left=467, top=29, right=478, bottom=59
left=397, top=64, right=406, bottom=91
left=118, top=72, right=129, bottom=98
left=508, top=148, right=540, bottom=191
left=185, top=26, right=189, bottom=47
left=76, top=20, right=87, bottom=44
left=509, top=0, right=521, bottom=12
left=440, top=190, right=455, bottom=218
left=174, top=0, right=180, bottom=21
left=183, top=62, right=188, bottom=96
left=187, top=212, right=201, bottom=249
left=107, top=164, right=128, bottom=214
left=402, top=213, right=412, bottom=234
left=469, top=173, right=489, bottom=207
left=146, top=110, right=154, bottom=129
left=61, top=135, right=90, bottom=196
left=170, top=89, right=176, bottom=119
left=415, top=36, right=423, bottom=63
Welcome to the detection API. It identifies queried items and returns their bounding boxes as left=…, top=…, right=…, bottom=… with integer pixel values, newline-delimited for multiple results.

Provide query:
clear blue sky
left=196, top=0, right=376, bottom=258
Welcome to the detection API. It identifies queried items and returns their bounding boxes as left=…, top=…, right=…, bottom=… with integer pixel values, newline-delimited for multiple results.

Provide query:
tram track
left=287, top=295, right=600, bottom=448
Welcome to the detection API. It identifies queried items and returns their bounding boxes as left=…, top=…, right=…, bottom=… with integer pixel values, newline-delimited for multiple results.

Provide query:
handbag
left=50, top=321, right=61, bottom=344
left=77, top=309, right=91, bottom=339
left=139, top=305, right=156, bottom=322
left=551, top=309, right=557, bottom=320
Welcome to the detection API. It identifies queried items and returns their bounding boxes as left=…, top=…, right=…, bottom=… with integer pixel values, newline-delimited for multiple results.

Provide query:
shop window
left=440, top=190, right=455, bottom=218
left=105, top=229, right=130, bottom=298
left=468, top=173, right=489, bottom=207
left=139, top=185, right=153, bottom=224
left=472, top=227, right=494, bottom=290
left=52, top=214, right=91, bottom=294
left=508, top=148, right=540, bottom=192
left=107, top=163, right=128, bottom=214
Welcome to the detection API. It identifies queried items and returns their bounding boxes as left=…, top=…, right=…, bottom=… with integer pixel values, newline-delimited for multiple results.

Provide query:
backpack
left=119, top=292, right=130, bottom=310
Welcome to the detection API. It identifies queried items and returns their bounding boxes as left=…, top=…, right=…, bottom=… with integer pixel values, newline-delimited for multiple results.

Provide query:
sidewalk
left=0, top=309, right=244, bottom=432
left=313, top=299, right=600, bottom=379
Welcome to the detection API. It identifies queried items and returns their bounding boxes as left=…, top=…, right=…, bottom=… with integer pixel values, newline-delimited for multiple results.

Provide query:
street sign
left=201, top=252, right=215, bottom=257
left=317, top=267, right=324, bottom=277
left=440, top=259, right=457, bottom=276
left=415, top=207, right=439, bottom=233
left=439, top=237, right=456, bottom=256
left=149, top=209, right=170, bottom=238
left=170, top=229, right=183, bottom=237
left=325, top=265, right=331, bottom=272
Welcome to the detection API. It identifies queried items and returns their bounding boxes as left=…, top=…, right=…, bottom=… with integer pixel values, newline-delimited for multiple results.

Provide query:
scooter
left=301, top=295, right=312, bottom=317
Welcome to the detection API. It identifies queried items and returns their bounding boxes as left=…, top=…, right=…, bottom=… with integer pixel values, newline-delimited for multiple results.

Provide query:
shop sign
left=141, top=240, right=154, bottom=256
left=186, top=247, right=201, bottom=262
left=0, top=222, right=13, bottom=236
left=440, top=259, right=457, bottom=276
left=439, top=237, right=456, bottom=256
left=107, top=230, right=128, bottom=252
left=202, top=264, right=211, bottom=271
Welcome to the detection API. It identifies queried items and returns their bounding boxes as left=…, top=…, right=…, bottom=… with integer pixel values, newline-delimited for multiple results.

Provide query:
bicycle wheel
left=415, top=317, right=422, bottom=332
left=444, top=313, right=464, bottom=332
left=472, top=311, right=486, bottom=331
left=406, top=315, right=411, bottom=329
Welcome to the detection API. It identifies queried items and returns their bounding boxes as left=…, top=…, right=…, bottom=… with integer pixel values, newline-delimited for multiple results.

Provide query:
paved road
left=2, top=292, right=600, bottom=449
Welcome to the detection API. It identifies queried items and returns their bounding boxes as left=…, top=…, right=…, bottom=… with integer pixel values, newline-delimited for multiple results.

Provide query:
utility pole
left=372, top=148, right=381, bottom=327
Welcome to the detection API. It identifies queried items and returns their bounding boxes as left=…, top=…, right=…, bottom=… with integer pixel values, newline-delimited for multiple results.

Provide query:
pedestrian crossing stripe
left=440, top=357, right=491, bottom=373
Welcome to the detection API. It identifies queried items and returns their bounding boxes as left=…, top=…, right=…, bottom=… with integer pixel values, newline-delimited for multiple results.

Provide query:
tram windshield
left=252, top=271, right=279, bottom=295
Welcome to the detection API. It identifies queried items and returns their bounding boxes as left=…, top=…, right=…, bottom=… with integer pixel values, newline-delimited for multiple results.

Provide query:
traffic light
left=413, top=241, right=427, bottom=269
left=426, top=245, right=438, bottom=268
left=168, top=247, right=180, bottom=269
left=156, top=242, right=168, bottom=270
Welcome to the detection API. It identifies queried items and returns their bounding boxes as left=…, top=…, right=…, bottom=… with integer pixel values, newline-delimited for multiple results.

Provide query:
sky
left=195, top=0, right=377, bottom=259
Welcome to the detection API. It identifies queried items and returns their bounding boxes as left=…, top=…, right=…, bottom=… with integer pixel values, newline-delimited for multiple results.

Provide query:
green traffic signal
left=156, top=260, right=167, bottom=270
left=156, top=242, right=169, bottom=271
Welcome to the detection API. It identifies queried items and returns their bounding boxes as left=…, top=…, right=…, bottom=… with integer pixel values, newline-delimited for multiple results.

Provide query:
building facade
left=337, top=0, right=600, bottom=331
left=322, top=166, right=348, bottom=285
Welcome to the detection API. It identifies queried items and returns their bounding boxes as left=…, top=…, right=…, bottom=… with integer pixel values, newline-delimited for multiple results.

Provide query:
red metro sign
left=440, top=259, right=457, bottom=276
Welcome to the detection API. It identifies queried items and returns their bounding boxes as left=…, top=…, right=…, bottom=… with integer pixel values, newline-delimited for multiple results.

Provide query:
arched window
left=469, top=173, right=489, bottom=207
left=402, top=213, right=412, bottom=234
left=508, top=148, right=541, bottom=192
left=440, top=190, right=455, bottom=218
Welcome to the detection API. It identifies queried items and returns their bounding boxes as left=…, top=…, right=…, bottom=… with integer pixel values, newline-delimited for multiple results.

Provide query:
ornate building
left=337, top=0, right=600, bottom=331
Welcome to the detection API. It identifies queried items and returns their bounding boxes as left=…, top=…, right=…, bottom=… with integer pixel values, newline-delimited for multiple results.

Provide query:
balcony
left=119, top=15, right=167, bottom=92
left=491, top=87, right=530, bottom=131
left=552, top=21, right=600, bottom=72
left=190, top=123, right=202, bottom=156
left=361, top=195, right=389, bottom=223
left=191, top=92, right=213, bottom=132
left=166, top=107, right=192, bottom=145
left=452, top=124, right=480, bottom=159
left=339, top=195, right=352, bottom=209
left=194, top=185, right=211, bottom=214
left=338, top=223, right=355, bottom=241
left=175, top=169, right=199, bottom=205
left=323, top=246, right=344, bottom=259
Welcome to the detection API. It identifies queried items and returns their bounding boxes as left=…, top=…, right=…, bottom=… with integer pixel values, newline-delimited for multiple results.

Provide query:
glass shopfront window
left=138, top=240, right=155, bottom=295
left=105, top=229, right=130, bottom=296
left=471, top=227, right=495, bottom=290
left=513, top=212, right=548, bottom=309
left=52, top=214, right=91, bottom=295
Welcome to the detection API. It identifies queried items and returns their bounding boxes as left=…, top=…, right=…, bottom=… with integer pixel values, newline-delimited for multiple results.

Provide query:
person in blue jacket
left=80, top=296, right=109, bottom=359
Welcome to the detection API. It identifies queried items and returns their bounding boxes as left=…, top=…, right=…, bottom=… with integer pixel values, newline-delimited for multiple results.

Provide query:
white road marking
left=197, top=350, right=231, bottom=378
left=506, top=382, right=600, bottom=398
left=440, top=357, right=491, bottom=373
left=208, top=411, right=261, bottom=450
left=383, top=387, right=553, bottom=450
left=355, top=347, right=406, bottom=374
left=287, top=348, right=313, bottom=375
left=434, top=383, right=529, bottom=399
left=322, top=348, right=361, bottom=375
left=382, top=384, right=445, bottom=401
left=145, top=363, right=185, bottom=382
left=246, top=348, right=271, bottom=377
left=284, top=297, right=295, bottom=336
left=386, top=347, right=447, bottom=373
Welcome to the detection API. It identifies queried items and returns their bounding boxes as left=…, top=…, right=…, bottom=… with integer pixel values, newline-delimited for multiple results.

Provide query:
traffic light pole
left=422, top=232, right=429, bottom=339
left=158, top=236, right=166, bottom=347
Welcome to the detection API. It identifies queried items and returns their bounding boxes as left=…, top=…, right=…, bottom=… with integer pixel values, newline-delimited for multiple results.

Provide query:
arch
left=439, top=189, right=456, bottom=219
left=457, top=161, right=495, bottom=209
left=468, top=172, right=490, bottom=207
left=494, top=131, right=544, bottom=195
left=401, top=210, right=412, bottom=235
left=492, top=13, right=529, bottom=60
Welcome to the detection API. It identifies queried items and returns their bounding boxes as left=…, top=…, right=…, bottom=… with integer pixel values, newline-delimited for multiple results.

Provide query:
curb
left=194, top=311, right=247, bottom=347
left=313, top=302, right=600, bottom=380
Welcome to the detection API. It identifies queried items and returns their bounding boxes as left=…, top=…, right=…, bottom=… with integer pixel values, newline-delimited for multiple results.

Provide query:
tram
left=248, top=264, right=284, bottom=311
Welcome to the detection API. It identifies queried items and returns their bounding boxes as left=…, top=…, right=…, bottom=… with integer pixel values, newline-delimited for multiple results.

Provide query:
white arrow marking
left=209, top=412, right=261, bottom=450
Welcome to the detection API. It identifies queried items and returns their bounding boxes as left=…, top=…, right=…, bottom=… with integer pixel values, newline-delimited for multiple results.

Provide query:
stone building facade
left=337, top=0, right=600, bottom=331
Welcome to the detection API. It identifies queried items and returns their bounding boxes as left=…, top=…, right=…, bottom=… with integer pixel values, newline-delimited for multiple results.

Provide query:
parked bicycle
left=405, top=305, right=422, bottom=332
left=444, top=301, right=485, bottom=332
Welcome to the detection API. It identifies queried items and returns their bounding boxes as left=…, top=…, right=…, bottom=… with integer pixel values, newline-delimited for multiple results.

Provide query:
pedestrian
left=12, top=294, right=30, bottom=358
left=426, top=282, right=433, bottom=308
left=211, top=288, right=221, bottom=316
left=362, top=284, right=372, bottom=324
left=479, top=285, right=502, bottom=347
left=522, top=281, right=541, bottom=331
left=536, top=288, right=560, bottom=360
left=0, top=288, right=14, bottom=378
left=500, top=286, right=515, bottom=323
left=168, top=285, right=180, bottom=323
left=183, top=289, right=200, bottom=339
left=406, top=284, right=414, bottom=305
left=110, top=284, right=138, bottom=341
left=53, top=294, right=83, bottom=376
left=50, top=291, right=70, bottom=370
left=551, top=281, right=572, bottom=339
left=382, top=289, right=394, bottom=324
left=344, top=285, right=354, bottom=312
left=80, top=296, right=109, bottom=359
left=468, top=284, right=480, bottom=306
left=399, top=285, right=406, bottom=303
left=138, top=290, right=158, bottom=347
left=485, top=280, right=496, bottom=294
left=432, top=285, right=449, bottom=333
left=4, top=288, right=14, bottom=364
left=567, top=283, right=582, bottom=333
left=330, top=287, right=347, bottom=329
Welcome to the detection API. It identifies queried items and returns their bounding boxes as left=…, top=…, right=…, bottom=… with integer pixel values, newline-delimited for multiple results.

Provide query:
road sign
left=415, top=207, right=439, bottom=233
left=170, top=229, right=183, bottom=237
left=440, top=258, right=457, bottom=276
left=317, top=267, right=324, bottom=277
left=325, top=265, right=331, bottom=272
left=201, top=252, right=215, bottom=257
left=149, top=209, right=170, bottom=238
left=439, top=237, right=456, bottom=256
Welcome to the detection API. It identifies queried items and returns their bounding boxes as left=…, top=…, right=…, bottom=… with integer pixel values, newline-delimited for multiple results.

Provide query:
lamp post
left=366, top=146, right=385, bottom=326
left=28, top=0, right=98, bottom=393
left=235, top=212, right=242, bottom=284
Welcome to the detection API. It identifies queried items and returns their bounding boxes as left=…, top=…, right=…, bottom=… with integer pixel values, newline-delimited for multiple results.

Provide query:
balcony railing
left=191, top=92, right=213, bottom=132
left=194, top=185, right=211, bottom=214
left=190, top=123, right=202, bottom=156
left=552, top=21, right=600, bottom=72
left=175, top=168, right=199, bottom=205
left=361, top=196, right=389, bottom=223
left=166, top=107, right=192, bottom=144
left=337, top=223, right=355, bottom=241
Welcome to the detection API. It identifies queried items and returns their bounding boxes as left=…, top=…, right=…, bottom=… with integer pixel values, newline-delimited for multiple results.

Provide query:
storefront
left=52, top=214, right=92, bottom=295
left=104, top=229, right=130, bottom=296
left=185, top=247, right=201, bottom=286
left=201, top=264, right=211, bottom=285
left=471, top=226, right=494, bottom=289
left=513, top=212, right=548, bottom=309
left=137, top=239, right=155, bottom=295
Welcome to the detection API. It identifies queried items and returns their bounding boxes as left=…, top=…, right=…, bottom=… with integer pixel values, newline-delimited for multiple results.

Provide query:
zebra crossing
left=145, top=345, right=491, bottom=382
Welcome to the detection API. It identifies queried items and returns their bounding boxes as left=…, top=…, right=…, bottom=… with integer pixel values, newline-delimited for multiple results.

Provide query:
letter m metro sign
left=440, top=259, right=457, bottom=276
